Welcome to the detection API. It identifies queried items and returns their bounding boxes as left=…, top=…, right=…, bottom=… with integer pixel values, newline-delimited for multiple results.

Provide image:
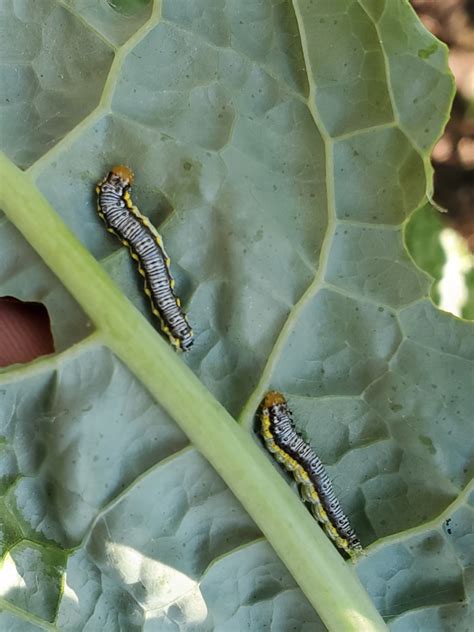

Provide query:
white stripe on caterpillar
left=96, top=166, right=193, bottom=351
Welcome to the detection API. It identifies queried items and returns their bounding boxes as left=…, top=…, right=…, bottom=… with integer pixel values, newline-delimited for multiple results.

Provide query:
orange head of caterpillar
left=110, top=165, right=134, bottom=186
left=261, top=391, right=287, bottom=409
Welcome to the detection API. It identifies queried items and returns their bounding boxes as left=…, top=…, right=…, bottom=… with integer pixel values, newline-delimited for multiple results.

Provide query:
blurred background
left=407, top=0, right=474, bottom=319
left=1, top=0, right=473, bottom=367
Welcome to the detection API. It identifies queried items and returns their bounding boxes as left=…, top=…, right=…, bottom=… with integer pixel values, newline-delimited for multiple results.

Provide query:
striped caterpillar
left=96, top=166, right=193, bottom=351
left=259, top=391, right=362, bottom=558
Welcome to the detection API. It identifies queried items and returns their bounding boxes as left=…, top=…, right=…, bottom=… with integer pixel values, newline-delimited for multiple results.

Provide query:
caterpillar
left=259, top=391, right=362, bottom=558
left=96, top=165, right=193, bottom=351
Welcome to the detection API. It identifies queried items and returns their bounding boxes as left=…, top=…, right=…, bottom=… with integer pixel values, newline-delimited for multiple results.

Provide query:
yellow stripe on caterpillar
left=259, top=391, right=362, bottom=559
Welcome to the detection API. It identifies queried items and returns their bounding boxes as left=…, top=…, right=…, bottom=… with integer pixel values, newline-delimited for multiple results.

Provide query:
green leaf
left=406, top=204, right=474, bottom=318
left=464, top=268, right=474, bottom=320
left=405, top=202, right=446, bottom=305
left=1, top=1, right=470, bottom=631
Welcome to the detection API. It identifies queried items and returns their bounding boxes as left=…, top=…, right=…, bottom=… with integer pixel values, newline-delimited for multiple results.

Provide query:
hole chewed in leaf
left=0, top=296, right=54, bottom=367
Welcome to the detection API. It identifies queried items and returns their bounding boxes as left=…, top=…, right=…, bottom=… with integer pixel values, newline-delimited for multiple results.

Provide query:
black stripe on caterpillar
left=96, top=166, right=193, bottom=351
left=260, top=391, right=362, bottom=558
